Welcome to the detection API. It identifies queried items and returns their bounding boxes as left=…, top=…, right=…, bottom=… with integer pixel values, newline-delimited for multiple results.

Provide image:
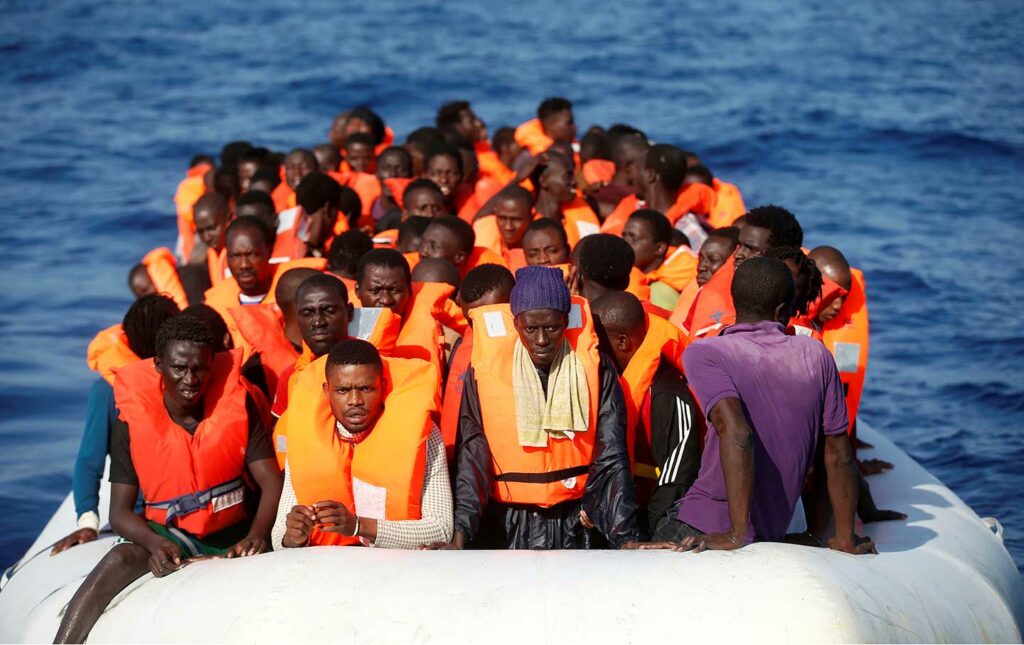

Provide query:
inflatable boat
left=1, top=421, right=1021, bottom=643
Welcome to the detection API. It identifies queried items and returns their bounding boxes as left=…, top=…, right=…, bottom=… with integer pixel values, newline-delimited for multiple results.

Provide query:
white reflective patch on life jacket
left=276, top=207, right=300, bottom=233
left=349, top=308, right=383, bottom=340
left=575, top=220, right=600, bottom=239
left=562, top=476, right=578, bottom=490
left=276, top=435, right=287, bottom=453
left=483, top=311, right=507, bottom=337
left=834, top=342, right=861, bottom=373
left=211, top=487, right=244, bottom=513
left=567, top=303, right=583, bottom=330
left=352, top=478, right=387, bottom=520
left=792, top=325, right=813, bottom=337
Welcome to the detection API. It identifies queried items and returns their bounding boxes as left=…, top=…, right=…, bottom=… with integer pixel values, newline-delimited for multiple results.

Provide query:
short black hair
left=591, top=290, right=646, bottom=335
left=404, top=126, right=445, bottom=154
left=237, top=189, right=275, bottom=213
left=328, top=230, right=373, bottom=277
left=424, top=143, right=463, bottom=176
left=326, top=338, right=383, bottom=373
left=123, top=294, right=180, bottom=359
left=436, top=100, right=470, bottom=130
left=296, top=273, right=348, bottom=306
left=426, top=216, right=475, bottom=254
left=628, top=209, right=673, bottom=246
left=709, top=226, right=741, bottom=245
left=492, top=127, right=516, bottom=152
left=684, top=164, right=714, bottom=186
left=745, top=205, right=804, bottom=249
left=731, top=256, right=796, bottom=321
left=765, top=246, right=822, bottom=317
left=344, top=131, right=375, bottom=150
left=338, top=186, right=363, bottom=229
left=459, top=263, right=515, bottom=303
left=274, top=267, right=323, bottom=309
left=580, top=127, right=609, bottom=161
left=249, top=166, right=281, bottom=191
left=239, top=146, right=271, bottom=166
left=609, top=132, right=649, bottom=168
left=538, top=97, right=572, bottom=122
left=220, top=141, right=253, bottom=170
left=377, top=146, right=413, bottom=175
left=193, top=192, right=230, bottom=220
left=522, top=217, right=569, bottom=249
left=644, top=144, right=689, bottom=193
left=226, top=215, right=275, bottom=249
left=356, top=248, right=411, bottom=285
left=347, top=106, right=386, bottom=146
left=312, top=143, right=341, bottom=171
left=155, top=313, right=218, bottom=359
left=377, top=210, right=403, bottom=233
left=212, top=167, right=241, bottom=201
left=411, top=257, right=461, bottom=289
left=181, top=304, right=230, bottom=353
left=496, top=184, right=533, bottom=209
left=296, top=172, right=342, bottom=214
left=287, top=148, right=318, bottom=167
left=670, top=230, right=691, bottom=248
left=189, top=154, right=215, bottom=168
left=606, top=123, right=646, bottom=145
left=403, top=178, right=444, bottom=201
left=398, top=216, right=431, bottom=245
left=577, top=234, right=634, bottom=290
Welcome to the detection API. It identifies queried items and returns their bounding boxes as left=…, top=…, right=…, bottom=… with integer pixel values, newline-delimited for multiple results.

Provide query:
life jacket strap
left=494, top=465, right=589, bottom=484
left=145, top=477, right=245, bottom=523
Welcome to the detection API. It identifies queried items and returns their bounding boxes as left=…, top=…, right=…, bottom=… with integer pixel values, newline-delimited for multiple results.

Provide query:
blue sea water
left=0, top=0, right=1021, bottom=571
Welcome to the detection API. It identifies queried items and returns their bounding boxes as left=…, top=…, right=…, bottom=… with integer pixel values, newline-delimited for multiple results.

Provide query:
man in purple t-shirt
left=654, top=256, right=874, bottom=555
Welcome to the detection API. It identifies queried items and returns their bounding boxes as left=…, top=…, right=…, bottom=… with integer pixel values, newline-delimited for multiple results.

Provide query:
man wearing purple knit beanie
left=424, top=265, right=646, bottom=550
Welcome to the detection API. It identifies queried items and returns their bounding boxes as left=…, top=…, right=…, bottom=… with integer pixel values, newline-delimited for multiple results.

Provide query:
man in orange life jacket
left=491, top=127, right=523, bottom=174
left=275, top=148, right=318, bottom=211
left=522, top=218, right=571, bottom=267
left=372, top=146, right=414, bottom=219
left=670, top=227, right=741, bottom=328
left=419, top=216, right=482, bottom=277
left=589, top=128, right=647, bottom=221
left=571, top=234, right=636, bottom=302
left=412, top=257, right=461, bottom=291
left=487, top=185, right=534, bottom=270
left=270, top=273, right=353, bottom=421
left=623, top=209, right=697, bottom=311
left=191, top=193, right=232, bottom=287
left=344, top=132, right=377, bottom=174
left=272, top=339, right=452, bottom=549
left=51, top=295, right=181, bottom=557
left=54, top=315, right=282, bottom=644
left=274, top=171, right=342, bottom=261
left=396, top=216, right=431, bottom=255
left=434, top=266, right=641, bottom=549
left=402, top=179, right=447, bottom=219
left=356, top=248, right=412, bottom=318
left=424, top=142, right=470, bottom=217
left=516, top=96, right=578, bottom=157
left=205, top=216, right=277, bottom=314
left=237, top=147, right=271, bottom=193
left=528, top=151, right=600, bottom=248
left=404, top=126, right=446, bottom=177
left=591, top=291, right=702, bottom=533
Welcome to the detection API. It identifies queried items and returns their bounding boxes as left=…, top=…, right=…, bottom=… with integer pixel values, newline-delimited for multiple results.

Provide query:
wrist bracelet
left=350, top=515, right=361, bottom=538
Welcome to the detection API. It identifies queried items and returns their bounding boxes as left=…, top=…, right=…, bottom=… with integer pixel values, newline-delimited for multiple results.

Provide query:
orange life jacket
left=272, top=182, right=294, bottom=214
left=271, top=207, right=309, bottom=263
left=561, top=198, right=601, bottom=249
left=347, top=171, right=382, bottom=219
left=468, top=298, right=600, bottom=506
left=627, top=267, right=652, bottom=303
left=86, top=324, right=139, bottom=385
left=382, top=177, right=413, bottom=210
left=790, top=274, right=847, bottom=339
left=267, top=258, right=327, bottom=297
left=664, top=183, right=717, bottom=226
left=600, top=194, right=640, bottom=236
left=472, top=215, right=527, bottom=271
left=514, top=118, right=555, bottom=156
left=113, top=350, right=253, bottom=538
left=461, top=246, right=509, bottom=277
left=228, top=303, right=298, bottom=395
left=141, top=247, right=189, bottom=310
left=174, top=163, right=212, bottom=262
left=205, top=276, right=279, bottom=350
left=207, top=247, right=230, bottom=287
left=708, top=178, right=746, bottom=229
left=685, top=255, right=736, bottom=340
left=821, top=269, right=869, bottom=439
left=620, top=315, right=686, bottom=477
left=375, top=126, right=396, bottom=157
left=439, top=327, right=473, bottom=460
left=282, top=354, right=436, bottom=546
left=396, top=282, right=455, bottom=370
left=372, top=228, right=399, bottom=250
left=582, top=159, right=615, bottom=186
left=646, top=246, right=698, bottom=293
left=668, top=279, right=700, bottom=331
left=475, top=141, right=516, bottom=184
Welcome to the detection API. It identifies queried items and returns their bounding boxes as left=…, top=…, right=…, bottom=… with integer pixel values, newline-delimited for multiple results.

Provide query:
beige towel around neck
left=512, top=337, right=590, bottom=447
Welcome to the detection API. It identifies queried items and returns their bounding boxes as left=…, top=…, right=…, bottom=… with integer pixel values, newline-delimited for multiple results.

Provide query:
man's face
left=226, top=228, right=274, bottom=296
left=285, top=153, right=316, bottom=190
left=129, top=269, right=156, bottom=299
left=155, top=340, right=214, bottom=411
left=345, top=142, right=375, bottom=174
left=543, top=109, right=577, bottom=143
left=455, top=108, right=484, bottom=141
left=356, top=264, right=411, bottom=317
left=194, top=208, right=228, bottom=252
left=622, top=218, right=663, bottom=271
left=344, top=117, right=373, bottom=139
left=306, top=206, right=337, bottom=254
left=324, top=363, right=384, bottom=435
left=816, top=295, right=846, bottom=325
left=513, top=308, right=568, bottom=368
left=541, top=158, right=576, bottom=203
left=376, top=151, right=411, bottom=181
left=419, top=226, right=466, bottom=266
left=495, top=198, right=532, bottom=248
left=522, top=228, right=569, bottom=266
left=697, top=236, right=736, bottom=286
left=734, top=225, right=772, bottom=269
left=238, top=161, right=259, bottom=192
left=297, top=287, right=351, bottom=357
left=425, top=155, right=462, bottom=197
left=404, top=188, right=446, bottom=218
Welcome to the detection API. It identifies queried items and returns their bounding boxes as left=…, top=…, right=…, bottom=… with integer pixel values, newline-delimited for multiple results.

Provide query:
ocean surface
left=0, top=1, right=1021, bottom=571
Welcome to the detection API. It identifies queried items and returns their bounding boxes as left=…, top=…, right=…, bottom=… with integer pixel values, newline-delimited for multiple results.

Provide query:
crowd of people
left=48, top=97, right=905, bottom=642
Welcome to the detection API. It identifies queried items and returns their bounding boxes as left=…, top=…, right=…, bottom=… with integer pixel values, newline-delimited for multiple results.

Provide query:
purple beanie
left=510, top=265, right=571, bottom=316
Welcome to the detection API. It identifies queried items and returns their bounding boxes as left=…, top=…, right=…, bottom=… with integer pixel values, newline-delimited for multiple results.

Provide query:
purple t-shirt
left=678, top=321, right=848, bottom=542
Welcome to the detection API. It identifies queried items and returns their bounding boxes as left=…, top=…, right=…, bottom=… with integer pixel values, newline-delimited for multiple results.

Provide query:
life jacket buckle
left=173, top=492, right=204, bottom=516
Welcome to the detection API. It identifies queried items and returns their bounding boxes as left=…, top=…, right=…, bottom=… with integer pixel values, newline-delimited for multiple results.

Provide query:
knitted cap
left=510, top=265, right=571, bottom=316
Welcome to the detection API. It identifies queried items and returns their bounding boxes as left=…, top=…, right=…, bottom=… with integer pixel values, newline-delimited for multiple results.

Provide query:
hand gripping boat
left=1, top=422, right=1021, bottom=643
